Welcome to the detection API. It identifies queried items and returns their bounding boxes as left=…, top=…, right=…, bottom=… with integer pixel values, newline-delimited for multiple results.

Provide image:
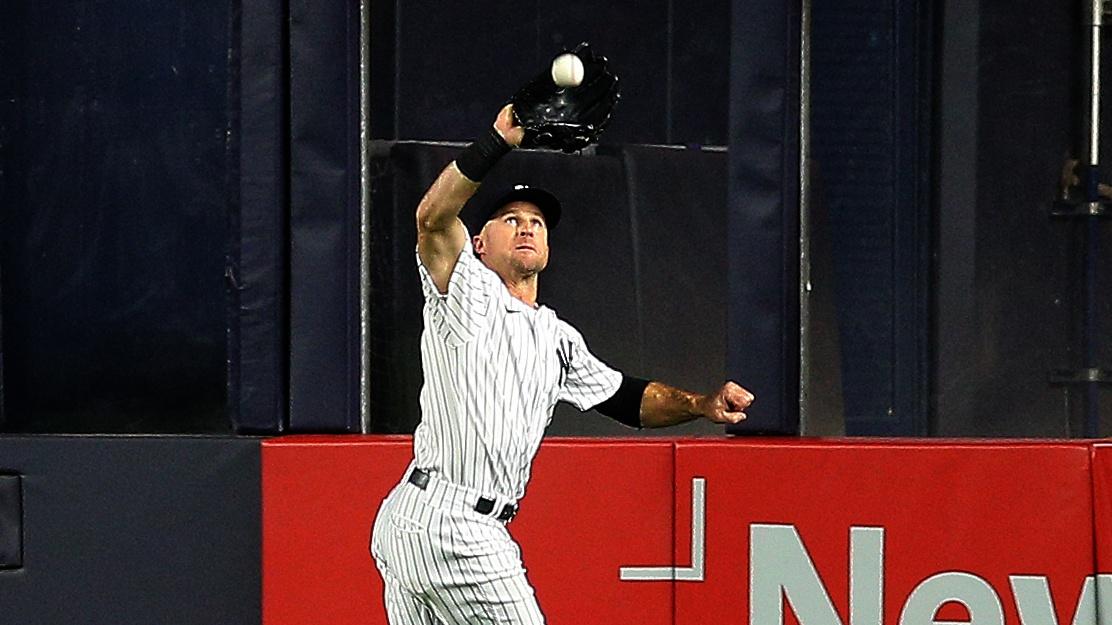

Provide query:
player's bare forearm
left=416, top=105, right=523, bottom=236
left=415, top=163, right=478, bottom=233
left=638, top=382, right=702, bottom=428
left=414, top=165, right=476, bottom=293
left=416, top=106, right=524, bottom=292
left=639, top=380, right=755, bottom=428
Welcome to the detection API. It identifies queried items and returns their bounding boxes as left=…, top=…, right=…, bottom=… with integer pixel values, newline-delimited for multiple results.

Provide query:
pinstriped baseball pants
left=370, top=470, right=545, bottom=625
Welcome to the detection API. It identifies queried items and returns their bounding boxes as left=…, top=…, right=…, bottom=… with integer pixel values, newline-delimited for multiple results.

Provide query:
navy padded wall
left=0, top=2, right=232, bottom=432
left=0, top=436, right=260, bottom=625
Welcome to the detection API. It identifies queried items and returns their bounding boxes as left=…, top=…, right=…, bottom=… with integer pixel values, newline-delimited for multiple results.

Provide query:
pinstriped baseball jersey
left=413, top=230, right=622, bottom=501
left=369, top=226, right=622, bottom=624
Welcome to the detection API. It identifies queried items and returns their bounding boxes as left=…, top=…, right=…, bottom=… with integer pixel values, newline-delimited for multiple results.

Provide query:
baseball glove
left=510, top=43, right=620, bottom=153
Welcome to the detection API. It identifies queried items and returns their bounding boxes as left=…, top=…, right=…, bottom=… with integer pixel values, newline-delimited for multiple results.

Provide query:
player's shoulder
left=551, top=315, right=587, bottom=345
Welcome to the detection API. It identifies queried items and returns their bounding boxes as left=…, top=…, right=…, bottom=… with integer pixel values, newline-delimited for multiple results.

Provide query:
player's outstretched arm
left=417, top=105, right=524, bottom=293
left=638, top=381, right=755, bottom=428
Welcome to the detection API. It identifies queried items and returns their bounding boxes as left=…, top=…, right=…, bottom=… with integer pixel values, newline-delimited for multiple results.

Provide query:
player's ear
left=472, top=234, right=485, bottom=254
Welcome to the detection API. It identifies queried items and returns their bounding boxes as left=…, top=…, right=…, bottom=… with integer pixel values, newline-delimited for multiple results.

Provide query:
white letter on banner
left=1013, top=575, right=1112, bottom=625
left=1011, top=576, right=1062, bottom=625
left=751, top=524, right=857, bottom=625
left=1091, top=575, right=1112, bottom=625
left=851, top=527, right=885, bottom=625
left=899, top=572, right=1003, bottom=625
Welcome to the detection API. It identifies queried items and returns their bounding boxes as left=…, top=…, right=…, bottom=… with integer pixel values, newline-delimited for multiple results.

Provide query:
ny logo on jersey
left=556, top=339, right=572, bottom=386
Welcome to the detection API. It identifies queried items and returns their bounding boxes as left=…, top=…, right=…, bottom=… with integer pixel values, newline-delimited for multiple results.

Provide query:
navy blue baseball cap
left=473, top=184, right=562, bottom=231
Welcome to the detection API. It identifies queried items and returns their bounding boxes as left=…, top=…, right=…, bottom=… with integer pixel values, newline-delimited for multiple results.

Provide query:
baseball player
left=370, top=48, right=754, bottom=625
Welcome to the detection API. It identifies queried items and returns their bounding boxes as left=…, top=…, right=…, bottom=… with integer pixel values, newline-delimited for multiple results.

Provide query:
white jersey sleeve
left=557, top=324, right=623, bottom=411
left=415, top=233, right=497, bottom=346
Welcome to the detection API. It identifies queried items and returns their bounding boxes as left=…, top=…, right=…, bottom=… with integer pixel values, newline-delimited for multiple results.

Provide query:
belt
left=407, top=468, right=519, bottom=523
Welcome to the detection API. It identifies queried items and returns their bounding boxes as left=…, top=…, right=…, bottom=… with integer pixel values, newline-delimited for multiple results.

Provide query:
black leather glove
left=510, top=43, right=621, bottom=153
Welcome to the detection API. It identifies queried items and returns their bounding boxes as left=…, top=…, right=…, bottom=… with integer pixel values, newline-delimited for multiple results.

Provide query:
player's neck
left=501, top=274, right=539, bottom=308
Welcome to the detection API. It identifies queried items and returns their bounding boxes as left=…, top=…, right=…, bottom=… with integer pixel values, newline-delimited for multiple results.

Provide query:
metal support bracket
left=1052, top=198, right=1111, bottom=217
left=0, top=473, right=23, bottom=569
left=1049, top=368, right=1112, bottom=385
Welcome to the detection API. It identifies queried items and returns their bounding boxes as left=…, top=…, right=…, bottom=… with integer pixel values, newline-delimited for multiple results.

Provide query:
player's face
left=476, top=202, right=550, bottom=277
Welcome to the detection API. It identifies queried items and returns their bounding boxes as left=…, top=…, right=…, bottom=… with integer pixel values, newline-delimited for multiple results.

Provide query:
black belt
left=408, top=468, right=519, bottom=522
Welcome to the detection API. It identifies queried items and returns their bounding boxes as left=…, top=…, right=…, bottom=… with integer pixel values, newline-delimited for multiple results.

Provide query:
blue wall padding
left=286, top=0, right=363, bottom=432
left=0, top=3, right=230, bottom=432
left=232, top=0, right=291, bottom=433
left=726, top=0, right=802, bottom=434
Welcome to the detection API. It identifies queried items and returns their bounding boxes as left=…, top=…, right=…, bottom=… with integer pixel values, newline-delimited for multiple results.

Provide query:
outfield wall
left=263, top=437, right=1112, bottom=625
left=0, top=436, right=1105, bottom=625
left=0, top=436, right=260, bottom=625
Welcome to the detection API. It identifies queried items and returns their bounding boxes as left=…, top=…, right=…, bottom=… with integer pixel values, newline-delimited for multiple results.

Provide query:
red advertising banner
left=262, top=437, right=674, bottom=625
left=512, top=440, right=674, bottom=625
left=262, top=436, right=412, bottom=625
left=672, top=441, right=1095, bottom=625
left=263, top=437, right=1102, bottom=625
left=1091, top=442, right=1112, bottom=617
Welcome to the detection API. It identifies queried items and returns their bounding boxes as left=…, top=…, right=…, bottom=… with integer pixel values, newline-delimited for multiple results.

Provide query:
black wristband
left=455, top=126, right=512, bottom=182
left=594, top=375, right=651, bottom=429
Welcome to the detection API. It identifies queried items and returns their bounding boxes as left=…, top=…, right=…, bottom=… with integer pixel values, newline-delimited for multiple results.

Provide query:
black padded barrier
left=0, top=436, right=260, bottom=625
left=368, top=143, right=636, bottom=434
left=368, top=142, right=729, bottom=437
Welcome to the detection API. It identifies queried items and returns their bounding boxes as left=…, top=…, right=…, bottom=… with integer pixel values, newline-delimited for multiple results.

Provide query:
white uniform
left=370, top=231, right=622, bottom=625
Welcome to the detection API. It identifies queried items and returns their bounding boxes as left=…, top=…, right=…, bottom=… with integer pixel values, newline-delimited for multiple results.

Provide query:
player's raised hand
left=494, top=104, right=524, bottom=147
left=700, top=381, right=755, bottom=424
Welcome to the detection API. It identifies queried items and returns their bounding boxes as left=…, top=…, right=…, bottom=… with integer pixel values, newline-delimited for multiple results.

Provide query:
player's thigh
left=373, top=485, right=450, bottom=595
left=435, top=517, right=544, bottom=624
left=437, top=570, right=544, bottom=625
left=382, top=569, right=445, bottom=625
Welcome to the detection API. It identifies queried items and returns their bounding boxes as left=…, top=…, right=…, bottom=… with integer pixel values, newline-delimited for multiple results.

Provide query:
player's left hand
left=700, top=381, right=755, bottom=424
left=494, top=104, right=525, bottom=147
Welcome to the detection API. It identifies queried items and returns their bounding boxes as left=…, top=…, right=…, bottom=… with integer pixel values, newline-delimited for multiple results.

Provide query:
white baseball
left=551, top=53, right=584, bottom=88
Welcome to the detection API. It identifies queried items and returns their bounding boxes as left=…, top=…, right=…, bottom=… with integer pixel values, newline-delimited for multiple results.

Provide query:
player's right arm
left=414, top=165, right=478, bottom=294
left=558, top=324, right=755, bottom=428
left=416, top=105, right=523, bottom=293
